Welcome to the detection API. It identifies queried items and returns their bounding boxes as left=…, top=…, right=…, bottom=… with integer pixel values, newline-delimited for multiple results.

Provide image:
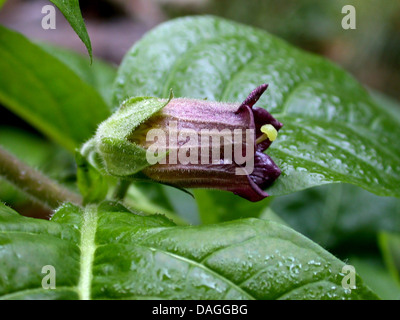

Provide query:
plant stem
left=0, top=146, right=82, bottom=209
left=113, top=179, right=131, bottom=201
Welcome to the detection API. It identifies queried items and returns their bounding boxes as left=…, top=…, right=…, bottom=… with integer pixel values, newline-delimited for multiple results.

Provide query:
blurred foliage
left=0, top=26, right=110, bottom=151
left=350, top=256, right=400, bottom=300
left=193, top=189, right=271, bottom=224
left=271, top=184, right=400, bottom=253
left=379, top=232, right=400, bottom=284
left=0, top=127, right=76, bottom=217
left=39, top=42, right=117, bottom=107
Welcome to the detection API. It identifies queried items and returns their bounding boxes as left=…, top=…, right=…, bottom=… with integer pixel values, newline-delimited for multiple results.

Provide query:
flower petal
left=238, top=84, right=269, bottom=109
left=250, top=151, right=281, bottom=189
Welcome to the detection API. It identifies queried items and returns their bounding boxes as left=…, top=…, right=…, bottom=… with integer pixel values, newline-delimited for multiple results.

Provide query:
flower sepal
left=82, top=94, right=172, bottom=177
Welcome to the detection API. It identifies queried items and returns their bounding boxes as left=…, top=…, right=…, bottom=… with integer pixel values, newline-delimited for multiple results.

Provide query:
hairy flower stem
left=0, top=146, right=82, bottom=209
left=113, top=179, right=131, bottom=201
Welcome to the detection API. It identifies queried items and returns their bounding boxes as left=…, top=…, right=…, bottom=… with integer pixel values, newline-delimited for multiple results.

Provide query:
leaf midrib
left=77, top=205, right=98, bottom=300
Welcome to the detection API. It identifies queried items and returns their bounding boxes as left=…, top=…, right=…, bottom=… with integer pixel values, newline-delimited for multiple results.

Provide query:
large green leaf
left=0, top=202, right=377, bottom=300
left=113, top=16, right=400, bottom=198
left=39, top=43, right=116, bottom=107
left=49, top=0, right=92, bottom=61
left=0, top=26, right=110, bottom=152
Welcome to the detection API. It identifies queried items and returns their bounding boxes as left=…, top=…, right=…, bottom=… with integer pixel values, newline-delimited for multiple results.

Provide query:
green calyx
left=80, top=93, right=172, bottom=177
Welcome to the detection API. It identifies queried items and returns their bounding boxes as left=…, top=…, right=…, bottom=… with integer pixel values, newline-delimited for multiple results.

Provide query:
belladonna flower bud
left=83, top=84, right=282, bottom=202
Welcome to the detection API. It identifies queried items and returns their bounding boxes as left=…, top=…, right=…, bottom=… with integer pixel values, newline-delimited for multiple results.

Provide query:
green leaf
left=113, top=16, right=400, bottom=198
left=0, top=202, right=378, bottom=300
left=271, top=93, right=400, bottom=251
left=49, top=0, right=92, bottom=61
left=0, top=26, right=110, bottom=152
left=39, top=43, right=116, bottom=107
left=379, top=232, right=400, bottom=284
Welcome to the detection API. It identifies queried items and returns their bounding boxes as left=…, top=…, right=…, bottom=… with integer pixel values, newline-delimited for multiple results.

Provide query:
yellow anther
left=261, top=124, right=278, bottom=141
left=256, top=124, right=278, bottom=144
